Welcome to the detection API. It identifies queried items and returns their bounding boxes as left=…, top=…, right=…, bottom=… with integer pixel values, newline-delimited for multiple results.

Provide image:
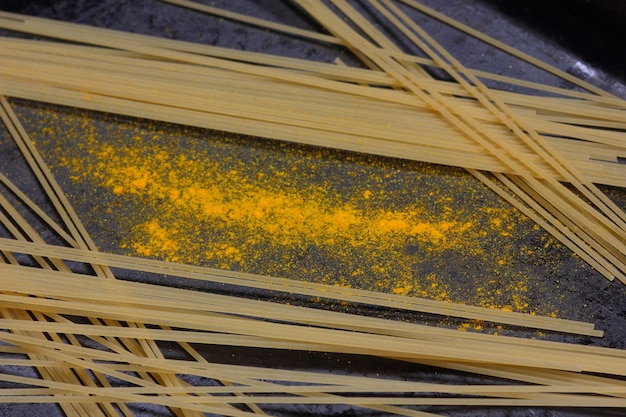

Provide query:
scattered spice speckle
left=19, top=102, right=575, bottom=321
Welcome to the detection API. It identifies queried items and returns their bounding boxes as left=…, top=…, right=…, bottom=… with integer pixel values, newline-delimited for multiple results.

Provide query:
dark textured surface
left=486, top=0, right=626, bottom=82
left=1, top=1, right=625, bottom=417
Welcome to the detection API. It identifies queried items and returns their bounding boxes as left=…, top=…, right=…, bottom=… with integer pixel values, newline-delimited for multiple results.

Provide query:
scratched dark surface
left=0, top=1, right=625, bottom=417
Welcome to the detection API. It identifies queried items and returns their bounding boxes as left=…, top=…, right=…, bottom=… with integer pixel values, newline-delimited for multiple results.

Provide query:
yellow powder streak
left=30, top=107, right=562, bottom=316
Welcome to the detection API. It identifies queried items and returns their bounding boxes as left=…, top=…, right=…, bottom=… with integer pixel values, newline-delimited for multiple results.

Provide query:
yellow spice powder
left=25, top=104, right=567, bottom=319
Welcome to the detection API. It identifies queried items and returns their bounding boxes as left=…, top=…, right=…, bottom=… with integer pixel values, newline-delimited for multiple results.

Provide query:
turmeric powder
left=23, top=102, right=568, bottom=318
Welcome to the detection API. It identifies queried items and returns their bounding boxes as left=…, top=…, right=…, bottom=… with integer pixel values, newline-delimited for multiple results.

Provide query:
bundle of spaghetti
left=2, top=261, right=626, bottom=413
left=0, top=42, right=626, bottom=198
left=291, top=0, right=626, bottom=284
left=0, top=11, right=622, bottom=162
left=0, top=18, right=624, bottom=144
left=0, top=263, right=617, bottom=366
left=3, top=68, right=624, bottom=190
left=0, top=237, right=602, bottom=337
left=1, top=1, right=626, bottom=416
left=0, top=36, right=625, bottom=148
left=1, top=260, right=626, bottom=403
left=0, top=12, right=625, bottom=137
left=3, top=320, right=626, bottom=411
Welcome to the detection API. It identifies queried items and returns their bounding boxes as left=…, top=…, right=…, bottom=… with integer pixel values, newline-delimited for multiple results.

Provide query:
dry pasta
left=0, top=1, right=625, bottom=416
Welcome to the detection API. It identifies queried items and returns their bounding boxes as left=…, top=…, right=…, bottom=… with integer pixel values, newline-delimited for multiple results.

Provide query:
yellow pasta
left=0, top=1, right=625, bottom=416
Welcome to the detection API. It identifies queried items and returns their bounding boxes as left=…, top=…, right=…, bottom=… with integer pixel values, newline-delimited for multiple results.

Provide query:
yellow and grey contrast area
left=25, top=103, right=570, bottom=320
